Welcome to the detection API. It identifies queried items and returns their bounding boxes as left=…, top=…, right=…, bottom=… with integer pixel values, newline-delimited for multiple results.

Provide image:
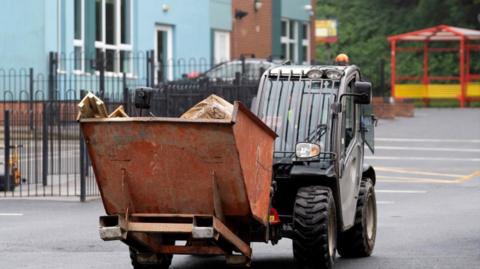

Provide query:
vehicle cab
left=252, top=64, right=375, bottom=232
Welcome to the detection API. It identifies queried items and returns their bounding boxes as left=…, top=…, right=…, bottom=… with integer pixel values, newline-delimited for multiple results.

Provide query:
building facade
left=0, top=0, right=232, bottom=80
left=231, top=0, right=315, bottom=64
left=0, top=0, right=317, bottom=87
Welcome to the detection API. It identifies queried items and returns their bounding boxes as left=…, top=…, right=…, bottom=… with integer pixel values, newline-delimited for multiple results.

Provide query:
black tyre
left=129, top=247, right=172, bottom=269
left=337, top=177, right=377, bottom=258
left=292, top=186, right=337, bottom=269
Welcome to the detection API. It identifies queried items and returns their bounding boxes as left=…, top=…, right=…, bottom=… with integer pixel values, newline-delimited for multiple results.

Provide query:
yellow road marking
left=377, top=171, right=480, bottom=185
left=376, top=166, right=463, bottom=178
left=456, top=171, right=480, bottom=183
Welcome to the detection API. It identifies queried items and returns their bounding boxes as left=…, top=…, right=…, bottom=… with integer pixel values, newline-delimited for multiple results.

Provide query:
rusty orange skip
left=80, top=102, right=276, bottom=261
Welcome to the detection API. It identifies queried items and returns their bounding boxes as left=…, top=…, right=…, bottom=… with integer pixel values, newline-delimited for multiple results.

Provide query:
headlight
left=325, top=70, right=342, bottom=80
left=306, top=69, right=323, bottom=80
left=296, top=143, right=321, bottom=159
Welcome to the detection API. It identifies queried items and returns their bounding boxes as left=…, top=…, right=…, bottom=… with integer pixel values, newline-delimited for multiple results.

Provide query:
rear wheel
left=292, top=186, right=337, bottom=269
left=129, top=247, right=172, bottom=269
left=337, top=177, right=377, bottom=257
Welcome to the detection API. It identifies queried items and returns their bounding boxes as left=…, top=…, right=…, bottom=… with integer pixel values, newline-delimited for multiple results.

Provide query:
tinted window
left=343, top=82, right=356, bottom=153
left=257, top=79, right=338, bottom=154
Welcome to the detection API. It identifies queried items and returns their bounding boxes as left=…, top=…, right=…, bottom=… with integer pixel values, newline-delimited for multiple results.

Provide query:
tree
left=315, top=0, right=480, bottom=96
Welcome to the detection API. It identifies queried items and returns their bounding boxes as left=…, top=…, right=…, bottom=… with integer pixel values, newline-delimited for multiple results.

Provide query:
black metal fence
left=0, top=51, right=260, bottom=201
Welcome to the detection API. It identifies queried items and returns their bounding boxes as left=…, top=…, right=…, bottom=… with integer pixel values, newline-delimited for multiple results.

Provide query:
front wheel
left=292, top=186, right=337, bottom=269
left=337, top=177, right=377, bottom=257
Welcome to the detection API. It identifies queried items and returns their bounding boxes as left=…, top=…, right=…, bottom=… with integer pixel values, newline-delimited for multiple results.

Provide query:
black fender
left=362, top=164, right=376, bottom=185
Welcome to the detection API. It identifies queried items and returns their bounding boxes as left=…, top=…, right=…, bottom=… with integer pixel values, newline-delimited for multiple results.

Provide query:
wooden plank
left=77, top=92, right=108, bottom=119
left=108, top=105, right=129, bottom=118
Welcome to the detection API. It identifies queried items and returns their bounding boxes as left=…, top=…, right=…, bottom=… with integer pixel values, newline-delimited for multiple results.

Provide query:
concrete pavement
left=0, top=108, right=479, bottom=269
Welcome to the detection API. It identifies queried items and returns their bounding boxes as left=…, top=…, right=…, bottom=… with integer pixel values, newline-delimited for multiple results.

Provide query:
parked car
left=190, top=58, right=278, bottom=82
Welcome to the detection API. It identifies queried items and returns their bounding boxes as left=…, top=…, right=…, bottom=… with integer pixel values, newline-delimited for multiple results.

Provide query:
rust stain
left=80, top=103, right=275, bottom=230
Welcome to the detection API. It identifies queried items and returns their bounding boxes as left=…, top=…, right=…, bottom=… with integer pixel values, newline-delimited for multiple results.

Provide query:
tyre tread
left=337, top=177, right=376, bottom=258
left=293, top=186, right=335, bottom=269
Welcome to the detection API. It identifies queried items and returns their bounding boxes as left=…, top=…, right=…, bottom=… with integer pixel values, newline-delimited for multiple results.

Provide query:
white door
left=214, top=31, right=230, bottom=64
left=155, top=25, right=173, bottom=81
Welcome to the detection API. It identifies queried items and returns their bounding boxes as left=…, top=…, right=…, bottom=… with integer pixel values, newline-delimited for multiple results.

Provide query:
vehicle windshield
left=255, top=78, right=339, bottom=157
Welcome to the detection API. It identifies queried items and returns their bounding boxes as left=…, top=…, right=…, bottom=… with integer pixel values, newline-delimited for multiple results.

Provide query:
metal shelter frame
left=388, top=25, right=480, bottom=107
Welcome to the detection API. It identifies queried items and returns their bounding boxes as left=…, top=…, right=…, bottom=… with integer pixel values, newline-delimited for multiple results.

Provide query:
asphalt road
left=1, top=108, right=479, bottom=269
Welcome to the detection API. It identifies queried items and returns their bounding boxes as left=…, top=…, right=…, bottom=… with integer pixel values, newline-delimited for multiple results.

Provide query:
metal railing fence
left=1, top=51, right=261, bottom=201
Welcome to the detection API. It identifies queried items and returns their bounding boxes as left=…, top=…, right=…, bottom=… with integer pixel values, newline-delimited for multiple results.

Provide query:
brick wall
left=231, top=0, right=273, bottom=59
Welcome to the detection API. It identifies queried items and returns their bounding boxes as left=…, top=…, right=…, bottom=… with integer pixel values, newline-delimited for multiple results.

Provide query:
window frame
left=301, top=22, right=310, bottom=64
left=341, top=78, right=358, bottom=156
left=281, top=19, right=298, bottom=63
left=74, top=0, right=85, bottom=72
left=94, top=0, right=133, bottom=75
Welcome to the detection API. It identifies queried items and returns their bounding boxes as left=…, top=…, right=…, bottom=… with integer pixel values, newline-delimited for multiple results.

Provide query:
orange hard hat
left=335, top=53, right=349, bottom=65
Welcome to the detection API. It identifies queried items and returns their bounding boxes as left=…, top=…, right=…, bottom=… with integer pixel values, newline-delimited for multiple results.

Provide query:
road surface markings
left=376, top=190, right=427, bottom=194
left=376, top=138, right=480, bottom=143
left=375, top=146, right=480, bottom=153
left=365, top=156, right=480, bottom=162
left=456, top=171, right=480, bottom=183
left=375, top=166, right=463, bottom=178
left=377, top=201, right=395, bottom=205
left=377, top=176, right=456, bottom=184
left=376, top=171, right=480, bottom=184
left=0, top=213, right=23, bottom=216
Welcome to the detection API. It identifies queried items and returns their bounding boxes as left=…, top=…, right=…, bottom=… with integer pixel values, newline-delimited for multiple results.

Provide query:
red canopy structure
left=388, top=25, right=480, bottom=107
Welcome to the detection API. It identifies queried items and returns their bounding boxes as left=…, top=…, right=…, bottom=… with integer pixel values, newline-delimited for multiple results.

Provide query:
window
left=94, top=0, right=132, bottom=74
left=343, top=82, right=356, bottom=153
left=281, top=19, right=298, bottom=63
left=301, top=22, right=310, bottom=64
left=74, top=0, right=84, bottom=71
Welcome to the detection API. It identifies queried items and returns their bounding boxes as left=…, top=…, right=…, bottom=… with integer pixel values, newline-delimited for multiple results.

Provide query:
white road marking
left=376, top=138, right=480, bottom=143
left=0, top=213, right=23, bottom=216
left=375, top=166, right=463, bottom=178
left=376, top=190, right=427, bottom=194
left=366, top=156, right=480, bottom=162
left=377, top=201, right=395, bottom=205
left=377, top=176, right=457, bottom=184
left=376, top=146, right=480, bottom=153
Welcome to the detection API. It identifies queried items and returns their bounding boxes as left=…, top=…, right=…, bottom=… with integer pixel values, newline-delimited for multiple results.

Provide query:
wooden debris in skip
left=181, top=94, right=233, bottom=120
left=108, top=105, right=129, bottom=118
left=77, top=92, right=129, bottom=120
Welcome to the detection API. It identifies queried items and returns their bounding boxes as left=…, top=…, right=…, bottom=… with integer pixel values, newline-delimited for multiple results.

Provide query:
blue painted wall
left=0, top=0, right=77, bottom=73
left=0, top=0, right=232, bottom=74
left=0, top=0, right=47, bottom=72
left=134, top=0, right=211, bottom=61
left=133, top=0, right=232, bottom=62
left=209, top=0, right=232, bottom=31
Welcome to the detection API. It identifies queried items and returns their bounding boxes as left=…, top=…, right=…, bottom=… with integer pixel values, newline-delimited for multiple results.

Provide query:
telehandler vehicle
left=80, top=63, right=377, bottom=269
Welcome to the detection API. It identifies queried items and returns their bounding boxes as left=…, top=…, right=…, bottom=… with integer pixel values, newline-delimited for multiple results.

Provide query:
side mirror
left=353, top=81, right=372, bottom=104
